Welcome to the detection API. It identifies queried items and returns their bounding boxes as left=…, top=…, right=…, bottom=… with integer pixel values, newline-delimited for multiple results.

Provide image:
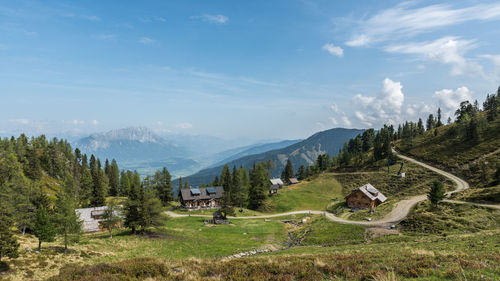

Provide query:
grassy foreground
left=48, top=229, right=500, bottom=281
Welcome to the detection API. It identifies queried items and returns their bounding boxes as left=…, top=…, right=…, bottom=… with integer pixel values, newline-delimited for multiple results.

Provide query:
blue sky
left=1, top=0, right=500, bottom=139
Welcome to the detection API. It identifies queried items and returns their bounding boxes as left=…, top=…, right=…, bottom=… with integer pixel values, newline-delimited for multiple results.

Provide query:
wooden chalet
left=345, top=184, right=387, bottom=209
left=180, top=186, right=224, bottom=209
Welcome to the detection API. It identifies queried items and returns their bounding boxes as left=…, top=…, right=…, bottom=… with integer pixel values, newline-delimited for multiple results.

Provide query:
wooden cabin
left=345, top=184, right=387, bottom=209
left=180, top=186, right=224, bottom=209
left=288, top=177, right=299, bottom=185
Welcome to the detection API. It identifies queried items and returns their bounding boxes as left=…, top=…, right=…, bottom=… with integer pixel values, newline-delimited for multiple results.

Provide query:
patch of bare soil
left=365, top=227, right=401, bottom=241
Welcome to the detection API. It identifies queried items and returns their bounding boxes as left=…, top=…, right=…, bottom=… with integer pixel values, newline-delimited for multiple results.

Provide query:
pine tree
left=0, top=207, right=19, bottom=262
left=124, top=177, right=141, bottom=234
left=33, top=191, right=56, bottom=251
left=297, top=165, right=306, bottom=180
left=426, top=114, right=435, bottom=131
left=107, top=159, right=120, bottom=196
left=248, top=163, right=268, bottom=210
left=90, top=158, right=106, bottom=207
left=282, top=159, right=294, bottom=183
left=154, top=167, right=173, bottom=205
left=361, top=129, right=375, bottom=152
left=54, top=176, right=82, bottom=252
left=428, top=180, right=445, bottom=208
left=138, top=189, right=165, bottom=231
left=436, top=108, right=443, bottom=127
left=79, top=168, right=93, bottom=207
left=231, top=165, right=240, bottom=205
left=119, top=170, right=130, bottom=196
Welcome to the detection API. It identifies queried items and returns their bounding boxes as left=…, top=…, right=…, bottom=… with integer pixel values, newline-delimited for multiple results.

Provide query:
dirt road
left=167, top=151, right=499, bottom=227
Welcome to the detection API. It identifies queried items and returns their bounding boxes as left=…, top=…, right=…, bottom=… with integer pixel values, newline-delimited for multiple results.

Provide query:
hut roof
left=180, top=186, right=224, bottom=201
left=270, top=178, right=284, bottom=186
left=349, top=183, right=387, bottom=203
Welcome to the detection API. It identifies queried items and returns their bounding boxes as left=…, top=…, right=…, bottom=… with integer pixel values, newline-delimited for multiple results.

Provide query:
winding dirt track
left=167, top=151, right=500, bottom=227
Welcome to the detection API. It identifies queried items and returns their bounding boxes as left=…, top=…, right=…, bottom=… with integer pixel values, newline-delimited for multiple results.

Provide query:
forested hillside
left=396, top=90, right=500, bottom=188
left=181, top=128, right=364, bottom=187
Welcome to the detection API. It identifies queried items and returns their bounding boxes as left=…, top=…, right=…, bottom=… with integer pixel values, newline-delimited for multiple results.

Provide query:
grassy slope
left=400, top=201, right=500, bottom=234
left=265, top=174, right=344, bottom=213
left=396, top=116, right=500, bottom=188
left=49, top=229, right=500, bottom=280
left=451, top=184, right=500, bottom=203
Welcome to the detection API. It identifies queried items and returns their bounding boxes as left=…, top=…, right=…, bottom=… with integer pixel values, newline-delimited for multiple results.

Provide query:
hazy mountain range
left=73, top=127, right=300, bottom=177
left=180, top=128, right=364, bottom=187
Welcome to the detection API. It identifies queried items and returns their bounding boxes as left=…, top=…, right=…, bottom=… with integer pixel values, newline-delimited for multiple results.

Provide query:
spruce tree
left=107, top=159, right=120, bottom=196
left=154, top=167, right=173, bottom=205
left=0, top=207, right=19, bottom=262
left=119, top=170, right=130, bottom=196
left=54, top=176, right=82, bottom=252
left=437, top=108, right=443, bottom=127
left=248, top=163, right=268, bottom=210
left=124, top=178, right=141, bottom=234
left=139, top=189, right=165, bottom=231
left=428, top=180, right=445, bottom=208
left=90, top=158, right=107, bottom=207
left=33, top=191, right=56, bottom=251
left=282, top=159, right=294, bottom=183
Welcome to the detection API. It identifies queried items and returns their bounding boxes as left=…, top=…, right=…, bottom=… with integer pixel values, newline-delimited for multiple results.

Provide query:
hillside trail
left=167, top=150, right=500, bottom=227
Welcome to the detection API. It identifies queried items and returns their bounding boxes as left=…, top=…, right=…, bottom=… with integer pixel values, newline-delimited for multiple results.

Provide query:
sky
left=1, top=0, right=500, bottom=140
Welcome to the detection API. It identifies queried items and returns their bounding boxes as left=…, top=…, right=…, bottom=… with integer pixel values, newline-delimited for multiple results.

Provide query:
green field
left=450, top=184, right=500, bottom=204
left=265, top=173, right=344, bottom=213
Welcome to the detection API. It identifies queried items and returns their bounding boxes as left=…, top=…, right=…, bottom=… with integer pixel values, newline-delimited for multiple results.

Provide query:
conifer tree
left=282, top=159, right=294, bottom=183
left=138, top=189, right=165, bottom=231
left=0, top=206, right=19, bottom=262
left=107, top=159, right=120, bottom=196
left=248, top=163, right=268, bottom=210
left=33, top=190, right=56, bottom=251
left=154, top=167, right=173, bottom=205
left=124, top=177, right=141, bottom=234
left=90, top=158, right=106, bottom=207
left=54, top=176, right=82, bottom=252
left=102, top=199, right=121, bottom=239
left=428, top=180, right=445, bottom=208
left=119, top=170, right=130, bottom=196
left=437, top=108, right=443, bottom=127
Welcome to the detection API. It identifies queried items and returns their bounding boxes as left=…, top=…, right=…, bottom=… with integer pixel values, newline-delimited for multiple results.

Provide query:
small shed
left=270, top=178, right=284, bottom=189
left=288, top=178, right=299, bottom=185
left=345, top=184, right=387, bottom=209
left=269, top=184, right=279, bottom=195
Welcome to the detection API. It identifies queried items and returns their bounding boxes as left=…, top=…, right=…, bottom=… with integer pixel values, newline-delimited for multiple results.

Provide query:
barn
left=345, top=184, right=387, bottom=209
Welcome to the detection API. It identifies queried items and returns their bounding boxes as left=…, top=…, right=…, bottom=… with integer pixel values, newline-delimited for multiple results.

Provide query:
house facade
left=180, top=186, right=224, bottom=209
left=345, top=184, right=387, bottom=209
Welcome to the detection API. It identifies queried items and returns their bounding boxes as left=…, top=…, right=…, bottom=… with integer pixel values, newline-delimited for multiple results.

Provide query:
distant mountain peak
left=76, top=126, right=166, bottom=151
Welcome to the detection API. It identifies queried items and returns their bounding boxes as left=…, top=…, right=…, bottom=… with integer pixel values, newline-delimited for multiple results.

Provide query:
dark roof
left=270, top=184, right=280, bottom=191
left=181, top=186, right=224, bottom=201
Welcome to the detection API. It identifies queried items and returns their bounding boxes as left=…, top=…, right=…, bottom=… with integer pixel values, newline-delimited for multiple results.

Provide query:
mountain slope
left=181, top=128, right=364, bottom=187
left=74, top=127, right=199, bottom=176
left=209, top=139, right=302, bottom=167
left=396, top=114, right=500, bottom=188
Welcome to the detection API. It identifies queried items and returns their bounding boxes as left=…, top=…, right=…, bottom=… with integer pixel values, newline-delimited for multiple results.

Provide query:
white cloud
left=322, top=43, right=344, bottom=57
left=176, top=122, right=193, bottom=129
left=91, top=120, right=99, bottom=125
left=64, top=120, right=84, bottom=125
left=345, top=2, right=500, bottom=46
left=434, top=86, right=472, bottom=118
left=328, top=117, right=338, bottom=125
left=9, top=118, right=30, bottom=125
left=385, top=36, right=481, bottom=76
left=63, top=13, right=101, bottom=22
left=193, top=14, right=228, bottom=24
left=341, top=116, right=352, bottom=127
left=139, top=37, right=155, bottom=45
left=352, top=78, right=405, bottom=127
left=330, top=103, right=340, bottom=114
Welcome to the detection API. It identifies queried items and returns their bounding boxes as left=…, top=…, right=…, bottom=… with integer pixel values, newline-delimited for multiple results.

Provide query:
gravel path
left=167, top=151, right=500, bottom=227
